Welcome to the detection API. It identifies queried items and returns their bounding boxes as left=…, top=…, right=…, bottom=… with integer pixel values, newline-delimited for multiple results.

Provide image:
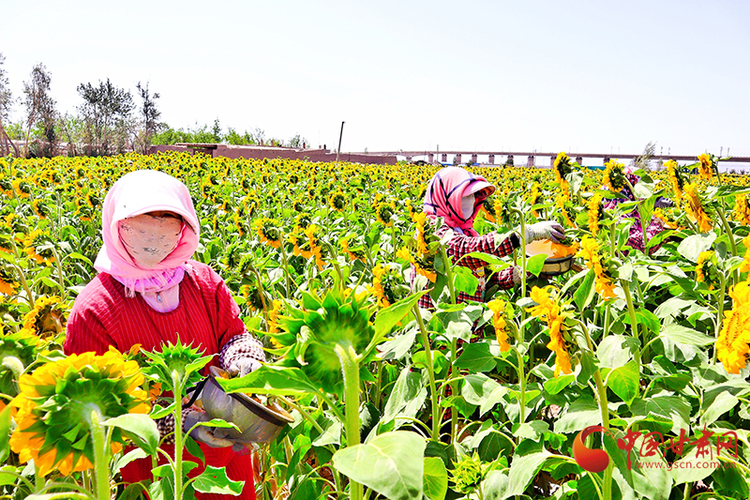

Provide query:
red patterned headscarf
left=423, top=167, right=495, bottom=236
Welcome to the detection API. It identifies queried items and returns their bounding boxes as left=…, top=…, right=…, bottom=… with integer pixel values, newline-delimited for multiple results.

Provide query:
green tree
left=77, top=78, right=134, bottom=156
left=133, top=81, right=162, bottom=154
left=0, top=53, right=19, bottom=156
left=22, top=63, right=57, bottom=158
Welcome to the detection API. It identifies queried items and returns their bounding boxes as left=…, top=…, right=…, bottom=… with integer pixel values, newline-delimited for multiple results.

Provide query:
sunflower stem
left=620, top=278, right=641, bottom=366
left=413, top=304, right=440, bottom=441
left=87, top=406, right=111, bottom=500
left=579, top=322, right=613, bottom=500
left=171, top=369, right=186, bottom=500
left=49, top=245, right=66, bottom=299
left=279, top=240, right=292, bottom=300
left=11, top=263, right=35, bottom=306
left=712, top=272, right=727, bottom=365
left=716, top=205, right=739, bottom=285
left=512, top=345, right=526, bottom=432
left=334, top=342, right=362, bottom=500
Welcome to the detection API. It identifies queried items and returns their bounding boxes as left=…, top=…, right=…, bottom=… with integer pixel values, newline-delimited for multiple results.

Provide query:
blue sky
left=3, top=0, right=749, bottom=157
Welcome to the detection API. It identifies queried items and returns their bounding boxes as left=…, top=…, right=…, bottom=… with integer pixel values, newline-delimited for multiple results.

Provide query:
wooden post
left=336, top=121, right=345, bottom=162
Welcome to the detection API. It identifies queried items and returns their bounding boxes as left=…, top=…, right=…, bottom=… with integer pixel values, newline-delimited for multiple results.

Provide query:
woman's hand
left=183, top=408, right=235, bottom=448
left=524, top=221, right=565, bottom=242
left=225, top=357, right=262, bottom=377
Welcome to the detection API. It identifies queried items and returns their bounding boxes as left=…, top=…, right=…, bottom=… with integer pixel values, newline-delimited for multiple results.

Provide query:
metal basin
left=526, top=239, right=575, bottom=276
left=201, top=366, right=294, bottom=444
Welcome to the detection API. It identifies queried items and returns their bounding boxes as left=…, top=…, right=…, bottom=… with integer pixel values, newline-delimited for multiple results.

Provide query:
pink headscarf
left=423, top=166, right=495, bottom=236
left=94, top=170, right=200, bottom=312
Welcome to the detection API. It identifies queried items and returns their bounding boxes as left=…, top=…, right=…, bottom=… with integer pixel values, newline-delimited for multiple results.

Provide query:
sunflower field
left=2, top=151, right=750, bottom=500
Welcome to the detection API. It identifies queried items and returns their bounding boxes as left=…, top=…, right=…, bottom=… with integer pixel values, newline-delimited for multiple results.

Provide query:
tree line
left=0, top=53, right=307, bottom=158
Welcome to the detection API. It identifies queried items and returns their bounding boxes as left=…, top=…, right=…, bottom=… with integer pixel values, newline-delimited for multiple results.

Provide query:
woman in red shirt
left=65, top=169, right=264, bottom=500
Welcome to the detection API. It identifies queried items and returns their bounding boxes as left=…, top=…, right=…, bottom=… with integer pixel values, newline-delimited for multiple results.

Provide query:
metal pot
left=201, top=366, right=294, bottom=444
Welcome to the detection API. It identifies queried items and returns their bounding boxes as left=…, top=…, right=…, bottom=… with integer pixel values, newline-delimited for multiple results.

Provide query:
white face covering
left=119, top=213, right=183, bottom=269
left=461, top=194, right=476, bottom=219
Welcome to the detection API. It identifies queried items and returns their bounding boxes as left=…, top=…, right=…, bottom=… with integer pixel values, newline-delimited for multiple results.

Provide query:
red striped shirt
left=64, top=260, right=256, bottom=500
left=65, top=261, right=244, bottom=359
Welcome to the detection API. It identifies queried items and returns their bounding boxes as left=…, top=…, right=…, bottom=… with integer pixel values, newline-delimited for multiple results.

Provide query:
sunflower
left=289, top=226, right=311, bottom=260
left=602, top=160, right=626, bottom=192
left=665, top=159, right=685, bottom=204
left=734, top=194, right=750, bottom=226
left=22, top=295, right=66, bottom=338
left=481, top=197, right=497, bottom=223
left=487, top=298, right=510, bottom=352
left=527, top=184, right=541, bottom=217
left=275, top=287, right=376, bottom=397
left=375, top=200, right=396, bottom=226
left=329, top=190, right=347, bottom=212
left=233, top=212, right=247, bottom=237
left=9, top=348, right=150, bottom=476
left=697, top=153, right=715, bottom=181
left=303, top=224, right=325, bottom=269
left=266, top=299, right=282, bottom=335
left=716, top=281, right=750, bottom=374
left=404, top=199, right=417, bottom=219
left=369, top=264, right=391, bottom=308
left=740, top=235, right=750, bottom=274
left=340, top=237, right=366, bottom=263
left=11, top=179, right=31, bottom=198
left=397, top=246, right=437, bottom=283
left=683, top=182, right=713, bottom=232
left=31, top=199, right=49, bottom=219
left=526, top=286, right=573, bottom=376
left=578, top=236, right=617, bottom=299
left=413, top=212, right=431, bottom=255
left=696, top=251, right=720, bottom=290
left=553, top=152, right=572, bottom=187
left=22, top=229, right=55, bottom=266
left=587, top=193, right=603, bottom=236
left=0, top=266, right=18, bottom=296
left=254, top=217, right=283, bottom=249
left=368, top=263, right=407, bottom=308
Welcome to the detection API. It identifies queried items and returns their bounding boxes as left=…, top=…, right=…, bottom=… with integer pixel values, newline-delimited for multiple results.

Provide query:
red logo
left=573, top=425, right=610, bottom=472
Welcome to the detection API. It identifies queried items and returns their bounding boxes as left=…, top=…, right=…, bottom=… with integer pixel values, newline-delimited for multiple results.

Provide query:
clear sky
left=3, top=0, right=749, bottom=157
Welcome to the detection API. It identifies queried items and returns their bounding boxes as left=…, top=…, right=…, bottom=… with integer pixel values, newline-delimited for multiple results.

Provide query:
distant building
left=149, top=143, right=397, bottom=165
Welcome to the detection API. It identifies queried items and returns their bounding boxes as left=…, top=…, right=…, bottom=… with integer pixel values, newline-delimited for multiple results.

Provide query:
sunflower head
left=697, top=153, right=716, bottom=181
left=602, top=160, right=627, bottom=192
left=683, top=182, right=713, bottom=233
left=665, top=160, right=685, bottom=201
left=554, top=152, right=573, bottom=184
left=23, top=229, right=55, bottom=266
left=376, top=201, right=396, bottom=226
left=486, top=299, right=510, bottom=352
left=276, top=288, right=376, bottom=396
left=733, top=194, right=750, bottom=226
left=9, top=348, right=150, bottom=476
left=31, top=199, right=49, bottom=219
left=587, top=193, right=604, bottom=236
left=240, top=282, right=267, bottom=312
left=22, top=295, right=67, bottom=338
left=12, top=179, right=32, bottom=198
left=340, top=236, right=367, bottom=263
left=481, top=197, right=497, bottom=223
left=369, top=263, right=409, bottom=308
left=0, top=266, right=19, bottom=296
left=142, top=338, right=211, bottom=393
left=716, top=281, right=750, bottom=374
left=696, top=251, right=720, bottom=290
left=254, top=218, right=282, bottom=249
left=329, top=191, right=347, bottom=212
